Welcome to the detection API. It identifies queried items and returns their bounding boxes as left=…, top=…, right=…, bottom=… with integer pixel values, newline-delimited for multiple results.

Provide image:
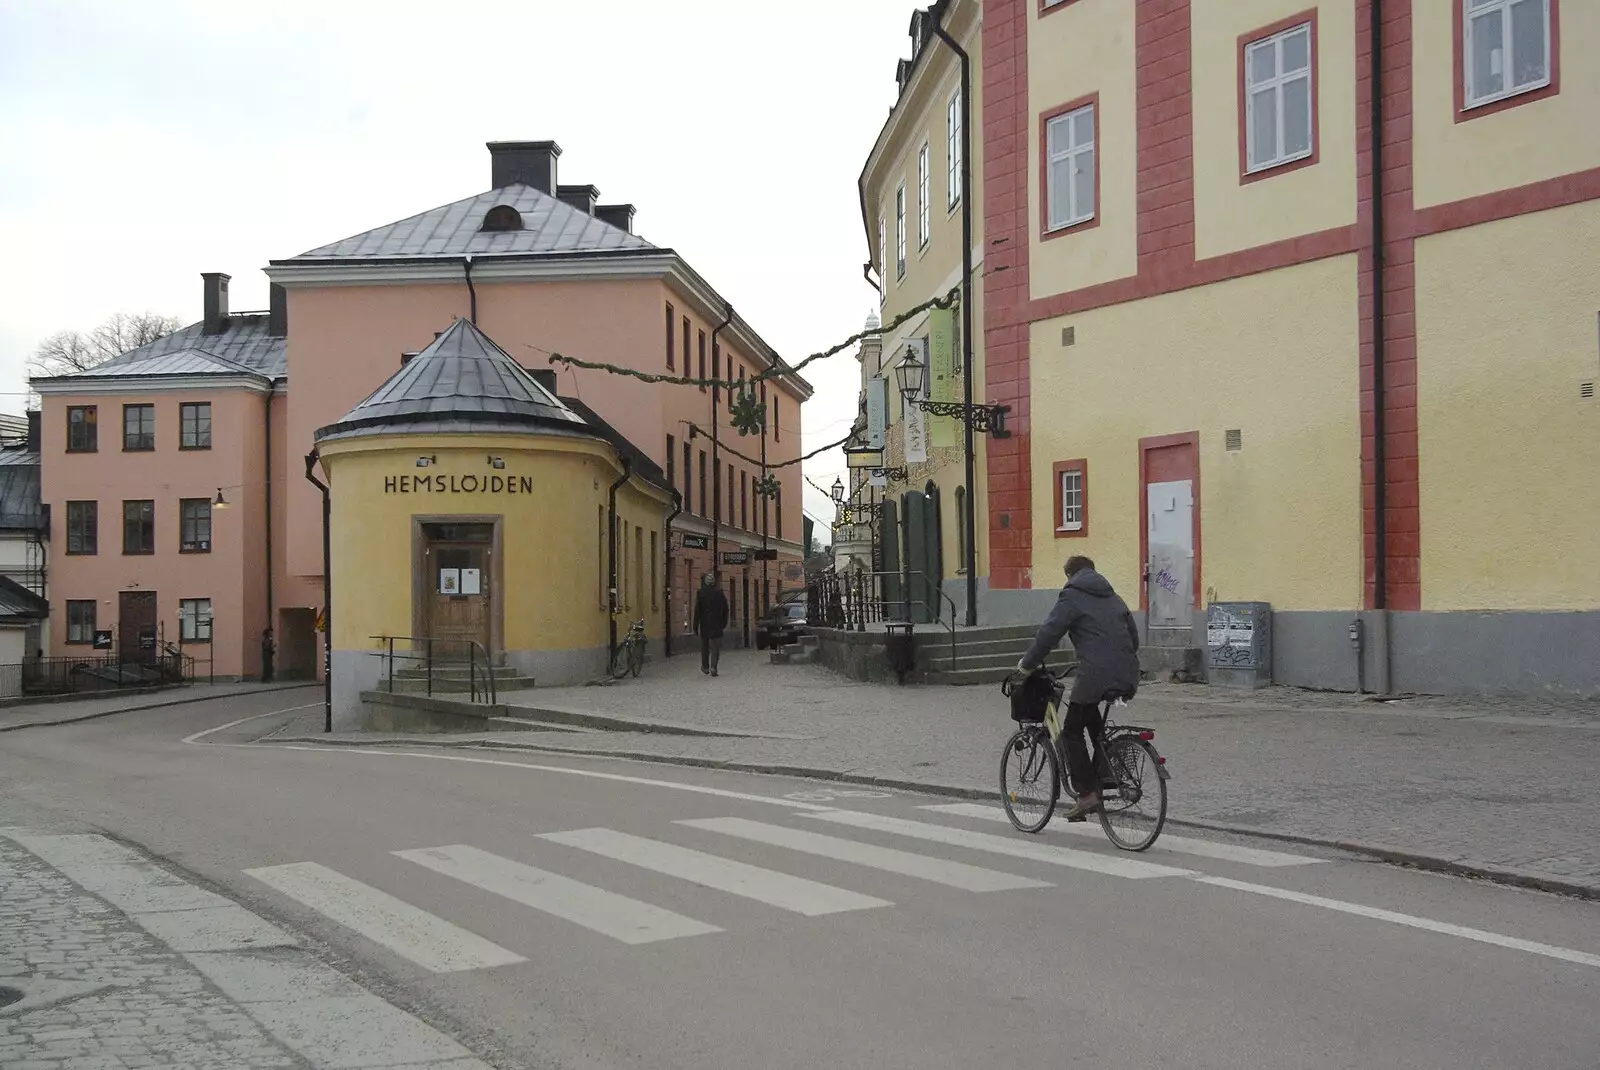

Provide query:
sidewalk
left=278, top=650, right=1600, bottom=898
left=0, top=682, right=314, bottom=733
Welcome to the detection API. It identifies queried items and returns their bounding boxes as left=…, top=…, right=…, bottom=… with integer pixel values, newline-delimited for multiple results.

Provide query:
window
left=666, top=303, right=676, bottom=369
left=699, top=330, right=708, bottom=393
left=597, top=506, right=606, bottom=607
left=728, top=464, right=735, bottom=522
left=650, top=530, right=658, bottom=610
left=67, top=406, right=97, bottom=452
left=686, top=317, right=697, bottom=391
left=123, top=404, right=155, bottom=451
left=1045, top=102, right=1096, bottom=231
left=775, top=485, right=783, bottom=541
left=740, top=470, right=748, bottom=530
left=1462, top=0, right=1553, bottom=110
left=66, top=500, right=97, bottom=555
left=179, top=402, right=212, bottom=450
left=122, top=499, right=154, bottom=554
left=954, top=486, right=968, bottom=571
left=710, top=337, right=718, bottom=384
left=773, top=396, right=781, bottom=442
left=179, top=598, right=212, bottom=643
left=732, top=366, right=744, bottom=413
left=1244, top=21, right=1314, bottom=174
left=878, top=214, right=887, bottom=276
left=947, top=88, right=963, bottom=209
left=683, top=440, right=692, bottom=508
left=1053, top=460, right=1087, bottom=536
left=698, top=450, right=707, bottom=517
left=179, top=498, right=212, bottom=553
left=917, top=142, right=930, bottom=248
left=634, top=527, right=644, bottom=613
left=952, top=306, right=964, bottom=374
left=895, top=184, right=907, bottom=279
left=66, top=600, right=96, bottom=645
left=666, top=434, right=676, bottom=495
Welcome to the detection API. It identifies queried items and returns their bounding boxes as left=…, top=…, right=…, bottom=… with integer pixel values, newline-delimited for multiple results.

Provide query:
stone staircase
left=376, top=658, right=536, bottom=696
left=769, top=633, right=822, bottom=666
left=919, top=623, right=1203, bottom=686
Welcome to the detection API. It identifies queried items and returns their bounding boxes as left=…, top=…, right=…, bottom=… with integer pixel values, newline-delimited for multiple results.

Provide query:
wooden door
left=118, top=591, right=158, bottom=664
left=421, top=523, right=493, bottom=656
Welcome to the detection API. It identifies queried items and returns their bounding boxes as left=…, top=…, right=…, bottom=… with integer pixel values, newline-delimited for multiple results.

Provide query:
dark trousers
left=700, top=635, right=722, bottom=672
left=261, top=654, right=274, bottom=684
left=1062, top=702, right=1105, bottom=797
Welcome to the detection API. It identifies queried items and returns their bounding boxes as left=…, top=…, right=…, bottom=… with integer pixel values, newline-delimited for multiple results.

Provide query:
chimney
left=557, top=184, right=600, bottom=215
left=202, top=272, right=230, bottom=335
left=596, top=204, right=637, bottom=233
left=487, top=140, right=561, bottom=193
left=529, top=369, right=559, bottom=394
left=26, top=410, right=40, bottom=452
left=268, top=283, right=287, bottom=337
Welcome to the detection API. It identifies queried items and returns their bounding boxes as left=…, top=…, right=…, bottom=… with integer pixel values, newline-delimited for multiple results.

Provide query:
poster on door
left=460, top=568, right=481, bottom=595
left=438, top=568, right=460, bottom=594
left=901, top=338, right=928, bottom=464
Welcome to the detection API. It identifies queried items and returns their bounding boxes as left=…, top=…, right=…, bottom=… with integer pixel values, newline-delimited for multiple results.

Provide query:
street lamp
left=895, top=348, right=1010, bottom=437
left=830, top=477, right=844, bottom=505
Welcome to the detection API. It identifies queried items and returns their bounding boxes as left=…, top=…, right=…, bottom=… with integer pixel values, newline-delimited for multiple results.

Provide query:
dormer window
left=481, top=204, right=523, bottom=232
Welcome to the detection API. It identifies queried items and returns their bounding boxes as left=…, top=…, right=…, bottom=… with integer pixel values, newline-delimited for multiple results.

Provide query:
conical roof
left=315, top=318, right=588, bottom=441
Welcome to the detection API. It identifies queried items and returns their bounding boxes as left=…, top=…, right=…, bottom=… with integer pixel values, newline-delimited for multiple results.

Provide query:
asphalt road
left=2, top=688, right=1597, bottom=1069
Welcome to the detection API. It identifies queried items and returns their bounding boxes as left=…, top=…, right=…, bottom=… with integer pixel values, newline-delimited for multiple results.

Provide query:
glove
left=1016, top=658, right=1031, bottom=674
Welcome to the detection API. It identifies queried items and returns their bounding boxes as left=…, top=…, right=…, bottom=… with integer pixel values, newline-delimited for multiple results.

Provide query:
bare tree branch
left=30, top=311, right=184, bottom=378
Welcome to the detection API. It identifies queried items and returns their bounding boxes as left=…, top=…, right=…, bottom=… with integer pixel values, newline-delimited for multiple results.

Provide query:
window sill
left=65, top=448, right=98, bottom=455
left=1241, top=150, right=1317, bottom=185
left=178, top=445, right=213, bottom=452
left=122, top=550, right=155, bottom=556
left=1458, top=77, right=1557, bottom=122
left=122, top=447, right=155, bottom=454
left=1041, top=215, right=1098, bottom=242
left=64, top=550, right=97, bottom=556
left=947, top=197, right=962, bottom=218
left=1054, top=526, right=1088, bottom=539
left=179, top=549, right=213, bottom=555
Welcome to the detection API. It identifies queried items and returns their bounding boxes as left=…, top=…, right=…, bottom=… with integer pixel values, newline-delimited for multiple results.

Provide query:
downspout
left=462, top=255, right=477, bottom=324
left=607, top=457, right=633, bottom=668
left=709, top=302, right=734, bottom=585
left=303, top=451, right=332, bottom=733
left=663, top=487, right=683, bottom=657
left=931, top=7, right=979, bottom=627
left=1369, top=0, right=1392, bottom=694
left=862, top=262, right=882, bottom=295
left=264, top=388, right=274, bottom=654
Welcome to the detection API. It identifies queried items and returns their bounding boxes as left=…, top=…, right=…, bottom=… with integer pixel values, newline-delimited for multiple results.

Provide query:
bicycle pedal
left=1065, top=813, right=1089, bottom=823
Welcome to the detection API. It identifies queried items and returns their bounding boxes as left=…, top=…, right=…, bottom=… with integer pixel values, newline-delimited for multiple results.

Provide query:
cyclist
left=1016, top=555, right=1140, bottom=819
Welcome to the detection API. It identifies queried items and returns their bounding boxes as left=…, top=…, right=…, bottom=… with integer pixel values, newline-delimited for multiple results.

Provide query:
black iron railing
left=0, top=652, right=196, bottom=698
left=807, top=569, right=957, bottom=670
left=370, top=635, right=498, bottom=704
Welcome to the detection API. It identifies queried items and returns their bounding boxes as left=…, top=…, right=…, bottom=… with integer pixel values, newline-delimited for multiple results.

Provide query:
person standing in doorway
left=261, top=627, right=276, bottom=683
left=693, top=574, right=729, bottom=677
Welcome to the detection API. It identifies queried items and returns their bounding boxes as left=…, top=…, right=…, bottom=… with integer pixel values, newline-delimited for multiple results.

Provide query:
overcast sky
left=0, top=0, right=914, bottom=533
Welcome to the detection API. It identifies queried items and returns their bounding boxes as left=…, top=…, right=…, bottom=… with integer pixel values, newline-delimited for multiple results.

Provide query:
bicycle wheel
left=609, top=643, right=630, bottom=679
left=627, top=638, right=644, bottom=678
left=1000, top=728, right=1059, bottom=833
left=1097, top=738, right=1167, bottom=851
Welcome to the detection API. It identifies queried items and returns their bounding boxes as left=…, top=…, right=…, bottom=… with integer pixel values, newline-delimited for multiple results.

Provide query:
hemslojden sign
left=384, top=474, right=534, bottom=495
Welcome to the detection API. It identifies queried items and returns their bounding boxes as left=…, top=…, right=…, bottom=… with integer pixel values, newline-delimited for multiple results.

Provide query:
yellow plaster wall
left=1191, top=0, right=1358, bottom=259
left=1413, top=1, right=1600, bottom=209
left=1029, top=255, right=1361, bottom=608
left=321, top=433, right=669, bottom=654
left=1415, top=202, right=1600, bottom=610
left=1027, top=0, right=1138, bottom=299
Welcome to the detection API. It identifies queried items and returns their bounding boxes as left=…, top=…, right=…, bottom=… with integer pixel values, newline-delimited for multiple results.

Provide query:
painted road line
left=182, top=702, right=323, bottom=745
left=1193, top=876, right=1600, bottom=970
left=539, top=827, right=892, bottom=916
left=4, top=831, right=235, bottom=913
left=678, top=817, right=1053, bottom=893
left=243, top=861, right=525, bottom=973
left=805, top=811, right=1195, bottom=880
left=920, top=803, right=1326, bottom=868
left=396, top=844, right=720, bottom=945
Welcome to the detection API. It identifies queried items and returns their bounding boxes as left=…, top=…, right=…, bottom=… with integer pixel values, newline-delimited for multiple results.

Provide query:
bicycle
left=998, top=664, right=1170, bottom=851
left=610, top=618, right=646, bottom=679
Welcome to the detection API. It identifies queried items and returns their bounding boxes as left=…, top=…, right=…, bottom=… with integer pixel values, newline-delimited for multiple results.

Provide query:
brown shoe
left=1061, top=793, right=1100, bottom=819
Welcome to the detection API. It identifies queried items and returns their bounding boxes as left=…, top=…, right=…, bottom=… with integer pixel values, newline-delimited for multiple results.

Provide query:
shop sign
left=722, top=551, right=750, bottom=565
left=92, top=630, right=113, bottom=650
left=680, top=534, right=710, bottom=550
left=385, top=474, right=533, bottom=495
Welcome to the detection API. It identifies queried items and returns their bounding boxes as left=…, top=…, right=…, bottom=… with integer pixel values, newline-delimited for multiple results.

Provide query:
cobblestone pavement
left=285, top=649, right=1600, bottom=895
left=0, top=682, right=315, bottom=733
left=0, top=831, right=489, bottom=1069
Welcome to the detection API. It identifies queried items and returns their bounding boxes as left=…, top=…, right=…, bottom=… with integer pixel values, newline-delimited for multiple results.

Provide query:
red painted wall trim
left=1453, top=0, right=1560, bottom=122
left=1051, top=458, right=1089, bottom=539
left=1137, top=432, right=1201, bottom=613
left=1415, top=164, right=1600, bottom=236
left=1135, top=2, right=1196, bottom=272
left=1238, top=9, right=1321, bottom=185
left=1039, top=93, right=1102, bottom=242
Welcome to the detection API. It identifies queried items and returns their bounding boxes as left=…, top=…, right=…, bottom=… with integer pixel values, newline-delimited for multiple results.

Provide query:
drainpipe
left=303, top=451, right=332, bottom=733
left=607, top=456, right=633, bottom=668
left=1369, top=0, right=1392, bottom=694
left=663, top=487, right=683, bottom=657
left=264, top=388, right=275, bottom=659
left=862, top=262, right=881, bottom=295
left=709, top=302, right=734, bottom=584
left=930, top=7, right=979, bottom=627
left=462, top=256, right=477, bottom=324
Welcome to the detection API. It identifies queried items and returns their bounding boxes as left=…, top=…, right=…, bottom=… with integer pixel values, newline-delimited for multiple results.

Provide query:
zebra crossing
left=238, top=803, right=1325, bottom=971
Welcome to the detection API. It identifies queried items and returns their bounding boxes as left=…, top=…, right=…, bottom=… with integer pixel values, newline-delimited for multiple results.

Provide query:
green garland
left=682, top=424, right=861, bottom=498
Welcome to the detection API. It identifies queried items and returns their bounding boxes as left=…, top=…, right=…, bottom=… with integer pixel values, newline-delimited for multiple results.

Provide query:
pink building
left=34, top=141, right=810, bottom=680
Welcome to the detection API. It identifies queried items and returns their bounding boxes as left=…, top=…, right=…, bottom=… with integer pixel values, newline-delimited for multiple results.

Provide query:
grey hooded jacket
left=1020, top=568, right=1141, bottom=704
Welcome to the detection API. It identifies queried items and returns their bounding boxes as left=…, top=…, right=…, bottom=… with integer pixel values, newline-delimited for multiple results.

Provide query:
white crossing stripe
left=244, top=861, right=525, bottom=973
left=1194, top=876, right=1600, bottom=970
left=920, top=803, right=1325, bottom=868
left=539, top=828, right=892, bottom=916
left=805, top=811, right=1194, bottom=879
left=678, top=817, right=1053, bottom=893
left=395, top=844, right=719, bottom=945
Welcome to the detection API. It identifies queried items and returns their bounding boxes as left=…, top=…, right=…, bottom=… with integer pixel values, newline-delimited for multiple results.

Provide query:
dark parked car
left=756, top=601, right=810, bottom=650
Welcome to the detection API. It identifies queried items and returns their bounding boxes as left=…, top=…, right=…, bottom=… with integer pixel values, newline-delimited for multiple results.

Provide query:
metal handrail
left=806, top=569, right=959, bottom=671
left=369, top=635, right=498, bottom=705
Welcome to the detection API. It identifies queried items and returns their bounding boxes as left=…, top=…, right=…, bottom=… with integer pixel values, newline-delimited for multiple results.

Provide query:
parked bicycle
left=610, top=618, right=647, bottom=679
left=998, top=664, right=1170, bottom=851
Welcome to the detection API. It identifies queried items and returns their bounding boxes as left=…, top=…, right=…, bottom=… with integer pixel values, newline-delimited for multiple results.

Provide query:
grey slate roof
left=33, top=314, right=285, bottom=382
left=289, top=185, right=655, bottom=261
left=559, top=397, right=669, bottom=491
left=0, top=575, right=48, bottom=621
left=0, top=449, right=43, bottom=532
left=315, top=318, right=588, bottom=441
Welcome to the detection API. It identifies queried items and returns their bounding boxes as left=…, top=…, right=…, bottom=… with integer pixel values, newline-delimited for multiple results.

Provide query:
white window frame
left=878, top=213, right=887, bottom=277
left=1058, top=468, right=1084, bottom=532
left=917, top=143, right=931, bottom=248
left=946, top=87, right=962, bottom=210
left=895, top=184, right=907, bottom=280
left=178, top=598, right=213, bottom=642
left=1244, top=22, right=1314, bottom=174
left=1462, top=0, right=1552, bottom=110
left=1045, top=103, right=1096, bottom=232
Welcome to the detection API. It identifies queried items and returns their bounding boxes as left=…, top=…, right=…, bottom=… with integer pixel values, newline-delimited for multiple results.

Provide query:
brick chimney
left=557, top=184, right=600, bottom=215
left=596, top=204, right=636, bottom=233
left=488, top=141, right=561, bottom=193
left=202, top=273, right=230, bottom=335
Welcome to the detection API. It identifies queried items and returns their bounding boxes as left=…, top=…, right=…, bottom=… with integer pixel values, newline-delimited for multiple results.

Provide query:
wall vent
left=1582, top=381, right=1596, bottom=400
left=1224, top=429, right=1243, bottom=451
left=1061, top=326, right=1076, bottom=347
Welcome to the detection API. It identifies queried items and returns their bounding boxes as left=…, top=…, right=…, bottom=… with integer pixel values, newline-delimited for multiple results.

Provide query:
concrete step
left=1147, top=626, right=1195, bottom=648
left=393, top=665, right=511, bottom=682
left=921, top=636, right=1053, bottom=659
left=378, top=676, right=534, bottom=695
left=923, top=650, right=1077, bottom=673
left=924, top=647, right=1198, bottom=686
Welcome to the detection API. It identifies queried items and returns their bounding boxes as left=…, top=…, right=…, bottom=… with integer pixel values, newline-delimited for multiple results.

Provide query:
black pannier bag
left=1003, top=669, right=1056, bottom=723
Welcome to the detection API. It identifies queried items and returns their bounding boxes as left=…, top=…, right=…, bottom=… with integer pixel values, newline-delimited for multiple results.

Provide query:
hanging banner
left=865, top=376, right=888, bottom=449
left=928, top=309, right=956, bottom=448
left=868, top=468, right=888, bottom=488
left=901, top=339, right=928, bottom=464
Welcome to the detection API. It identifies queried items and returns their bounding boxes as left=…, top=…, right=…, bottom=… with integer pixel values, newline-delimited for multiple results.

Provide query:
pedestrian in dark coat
left=693, top=574, right=730, bottom=676
left=1018, top=556, right=1141, bottom=817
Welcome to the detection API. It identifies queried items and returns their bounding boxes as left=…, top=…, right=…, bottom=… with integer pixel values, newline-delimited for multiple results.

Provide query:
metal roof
left=0, top=575, right=48, bottom=621
left=315, top=318, right=588, bottom=441
left=32, top=314, right=285, bottom=383
left=289, top=184, right=655, bottom=261
left=0, top=449, right=42, bottom=531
